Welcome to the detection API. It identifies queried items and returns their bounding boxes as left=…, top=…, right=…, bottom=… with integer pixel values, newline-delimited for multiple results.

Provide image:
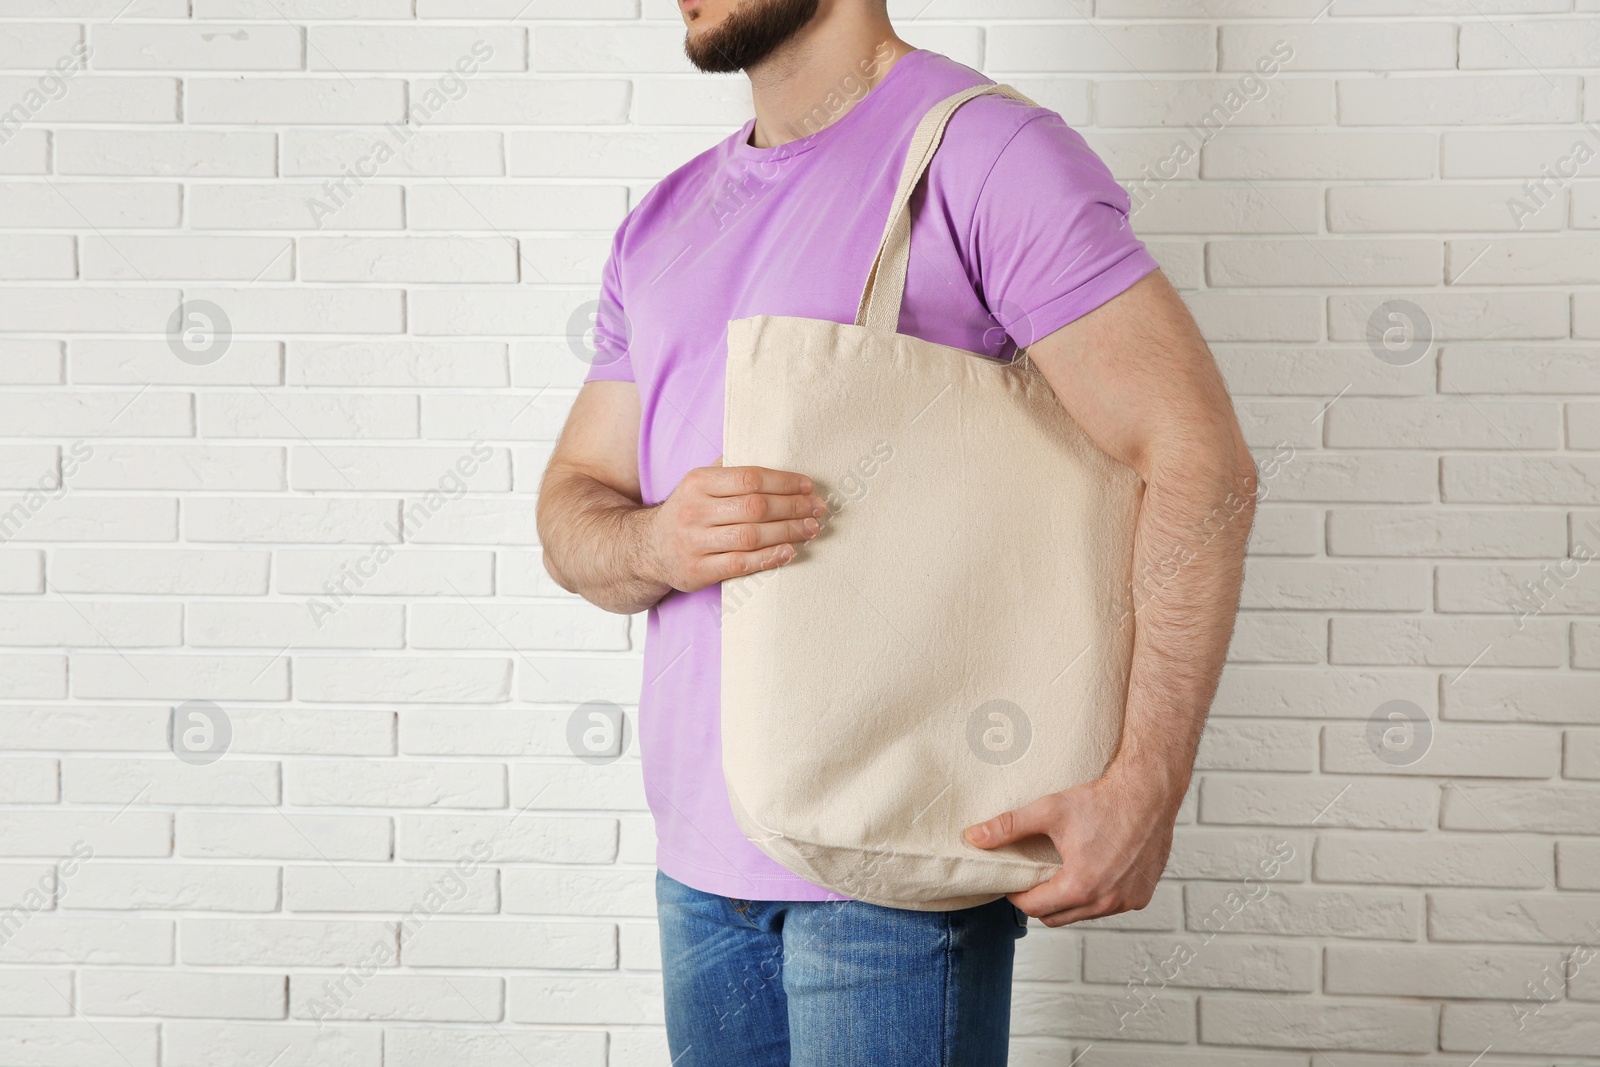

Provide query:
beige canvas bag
left=721, top=83, right=1144, bottom=912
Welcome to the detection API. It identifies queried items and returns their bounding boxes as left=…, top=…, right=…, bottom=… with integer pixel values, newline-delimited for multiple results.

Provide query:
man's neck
left=744, top=15, right=915, bottom=150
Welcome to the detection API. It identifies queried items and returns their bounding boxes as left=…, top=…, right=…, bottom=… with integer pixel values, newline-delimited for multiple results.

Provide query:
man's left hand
left=963, top=769, right=1184, bottom=927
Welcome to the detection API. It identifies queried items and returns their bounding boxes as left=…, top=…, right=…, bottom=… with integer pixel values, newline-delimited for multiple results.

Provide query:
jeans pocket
left=1011, top=904, right=1030, bottom=935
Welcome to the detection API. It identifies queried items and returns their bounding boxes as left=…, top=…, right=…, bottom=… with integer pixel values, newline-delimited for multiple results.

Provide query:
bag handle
left=854, top=82, right=1039, bottom=335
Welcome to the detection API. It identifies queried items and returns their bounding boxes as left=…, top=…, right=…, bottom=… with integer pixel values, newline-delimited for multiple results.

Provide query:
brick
left=1445, top=672, right=1600, bottom=724
left=285, top=760, right=505, bottom=808
left=1442, top=783, right=1600, bottom=834
left=503, top=868, right=655, bottom=918
left=1015, top=986, right=1196, bottom=1042
left=1242, top=506, right=1320, bottom=556
left=71, top=653, right=289, bottom=701
left=1452, top=237, right=1600, bottom=285
left=1315, top=832, right=1554, bottom=887
left=1325, top=399, right=1559, bottom=449
left=1200, top=995, right=1434, bottom=1052
left=306, top=26, right=524, bottom=72
left=90, top=23, right=302, bottom=69
left=0, top=655, right=65, bottom=698
left=50, top=549, right=270, bottom=595
left=399, top=709, right=568, bottom=757
left=1082, top=933, right=1315, bottom=992
left=286, top=129, right=503, bottom=178
left=181, top=287, right=404, bottom=334
left=1205, top=132, right=1435, bottom=180
left=1165, top=832, right=1307, bottom=882
left=0, top=917, right=172, bottom=966
left=188, top=601, right=403, bottom=650
left=1338, top=75, right=1581, bottom=125
left=0, top=74, right=177, bottom=122
left=275, top=548, right=493, bottom=596
left=0, top=341, right=61, bottom=384
left=199, top=393, right=422, bottom=439
left=1331, top=944, right=1565, bottom=1001
left=1253, top=452, right=1437, bottom=504
left=0, top=549, right=41, bottom=592
left=285, top=865, right=497, bottom=913
left=400, top=919, right=615, bottom=969
left=178, top=812, right=391, bottom=861
left=1445, top=456, right=1600, bottom=504
left=1213, top=347, right=1409, bottom=399
left=1225, top=613, right=1326, bottom=664
left=1186, top=884, right=1419, bottom=939
left=396, top=814, right=615, bottom=864
left=300, top=236, right=518, bottom=283
left=184, top=497, right=400, bottom=544
left=385, top=1028, right=605, bottom=1067
left=65, top=863, right=279, bottom=911
left=69, top=340, right=282, bottom=386
left=1443, top=129, right=1600, bottom=178
left=1207, top=239, right=1440, bottom=288
left=63, top=758, right=280, bottom=807
left=1199, top=775, right=1436, bottom=830
left=163, top=1021, right=379, bottom=1067
left=187, top=78, right=405, bottom=124
left=1330, top=183, right=1567, bottom=232
left=1438, top=562, right=1600, bottom=616
left=189, top=182, right=402, bottom=230
left=1557, top=839, right=1600, bottom=890
left=1098, top=78, right=1333, bottom=128
left=410, top=602, right=626, bottom=652
left=508, top=975, right=664, bottom=1026
left=0, top=1022, right=157, bottom=1067
left=1329, top=292, right=1568, bottom=342
left=1194, top=721, right=1316, bottom=772
left=1322, top=723, right=1559, bottom=777
left=181, top=919, right=395, bottom=967
left=1328, top=508, right=1566, bottom=558
left=80, top=970, right=284, bottom=1019
left=408, top=183, right=623, bottom=232
left=64, top=445, right=284, bottom=491
left=0, top=604, right=180, bottom=646
left=1239, top=561, right=1429, bottom=611
left=511, top=764, right=646, bottom=812
left=80, top=215, right=253, bottom=277
left=1441, top=1002, right=1600, bottom=1055
left=1460, top=18, right=1600, bottom=67
left=1329, top=616, right=1564, bottom=667
left=990, top=23, right=1215, bottom=71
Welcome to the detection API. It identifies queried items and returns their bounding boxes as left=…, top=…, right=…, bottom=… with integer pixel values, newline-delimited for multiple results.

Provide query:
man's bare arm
left=537, top=380, right=828, bottom=616
left=965, top=269, right=1257, bottom=925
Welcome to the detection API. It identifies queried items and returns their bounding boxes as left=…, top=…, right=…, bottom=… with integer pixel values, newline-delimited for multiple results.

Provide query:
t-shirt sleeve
left=969, top=111, right=1161, bottom=350
left=582, top=215, right=635, bottom=384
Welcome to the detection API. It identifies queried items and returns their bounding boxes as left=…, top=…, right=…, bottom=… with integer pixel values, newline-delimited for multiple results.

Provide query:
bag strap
left=854, top=82, right=1040, bottom=334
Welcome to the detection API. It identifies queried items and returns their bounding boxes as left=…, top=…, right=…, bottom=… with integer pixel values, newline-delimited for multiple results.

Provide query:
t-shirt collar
left=732, top=47, right=929, bottom=163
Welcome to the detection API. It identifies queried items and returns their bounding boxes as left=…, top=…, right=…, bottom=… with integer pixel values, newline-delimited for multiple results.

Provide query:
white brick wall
left=0, top=1, right=1597, bottom=1063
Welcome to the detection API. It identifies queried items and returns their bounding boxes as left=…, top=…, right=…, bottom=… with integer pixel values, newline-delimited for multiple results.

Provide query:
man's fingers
left=702, top=543, right=798, bottom=583
left=964, top=794, right=1062, bottom=850
left=703, top=518, right=820, bottom=555
left=707, top=492, right=826, bottom=525
left=1008, top=868, right=1095, bottom=920
left=700, top=464, right=815, bottom=498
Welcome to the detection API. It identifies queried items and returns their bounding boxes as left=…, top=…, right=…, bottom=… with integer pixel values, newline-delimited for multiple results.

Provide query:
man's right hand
left=636, top=462, right=826, bottom=594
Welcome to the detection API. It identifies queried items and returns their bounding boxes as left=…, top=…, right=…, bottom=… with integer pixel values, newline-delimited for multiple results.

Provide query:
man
left=536, top=0, right=1255, bottom=1062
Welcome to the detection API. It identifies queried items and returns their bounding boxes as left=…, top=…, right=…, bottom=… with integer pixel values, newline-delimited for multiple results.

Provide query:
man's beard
left=683, top=0, right=821, bottom=73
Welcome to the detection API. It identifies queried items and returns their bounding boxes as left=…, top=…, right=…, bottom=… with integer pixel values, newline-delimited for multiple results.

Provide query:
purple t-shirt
left=584, top=48, right=1160, bottom=900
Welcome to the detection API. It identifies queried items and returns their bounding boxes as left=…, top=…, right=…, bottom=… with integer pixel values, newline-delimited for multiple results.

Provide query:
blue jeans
left=656, top=869, right=1028, bottom=1066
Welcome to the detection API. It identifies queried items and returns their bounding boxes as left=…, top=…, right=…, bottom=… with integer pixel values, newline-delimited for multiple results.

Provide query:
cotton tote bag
left=721, top=83, right=1144, bottom=912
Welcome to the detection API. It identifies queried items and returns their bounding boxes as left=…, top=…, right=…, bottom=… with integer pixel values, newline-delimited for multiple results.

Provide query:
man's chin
left=682, top=0, right=821, bottom=75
